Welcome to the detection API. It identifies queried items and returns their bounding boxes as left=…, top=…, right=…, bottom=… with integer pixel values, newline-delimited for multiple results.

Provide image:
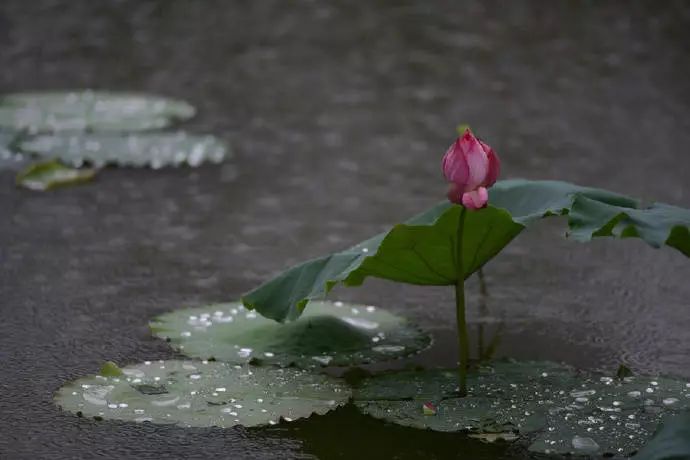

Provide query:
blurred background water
left=0, top=1, right=689, bottom=458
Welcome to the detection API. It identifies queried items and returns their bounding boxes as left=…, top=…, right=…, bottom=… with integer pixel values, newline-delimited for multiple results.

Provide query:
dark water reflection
left=1, top=1, right=689, bottom=458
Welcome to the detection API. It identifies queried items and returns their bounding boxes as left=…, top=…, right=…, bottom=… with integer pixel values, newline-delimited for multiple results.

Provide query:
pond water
left=0, top=1, right=689, bottom=458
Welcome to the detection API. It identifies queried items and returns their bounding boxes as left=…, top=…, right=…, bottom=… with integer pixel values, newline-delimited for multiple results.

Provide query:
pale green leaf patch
left=150, top=301, right=431, bottom=368
left=19, top=132, right=229, bottom=169
left=0, top=91, right=195, bottom=133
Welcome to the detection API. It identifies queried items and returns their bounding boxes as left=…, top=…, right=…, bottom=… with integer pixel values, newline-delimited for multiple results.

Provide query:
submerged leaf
left=19, top=132, right=229, bottom=168
left=150, top=301, right=431, bottom=368
left=352, top=361, right=690, bottom=457
left=16, top=160, right=96, bottom=191
left=635, top=412, right=690, bottom=460
left=243, top=180, right=690, bottom=322
left=56, top=360, right=350, bottom=428
left=0, top=91, right=195, bottom=133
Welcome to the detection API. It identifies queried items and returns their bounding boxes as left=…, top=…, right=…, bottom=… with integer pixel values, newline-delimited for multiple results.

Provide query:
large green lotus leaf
left=352, top=361, right=690, bottom=457
left=150, top=301, right=431, bottom=368
left=16, top=160, right=96, bottom=191
left=0, top=91, right=195, bottom=133
left=243, top=180, right=690, bottom=322
left=55, top=360, right=350, bottom=428
left=19, top=132, right=229, bottom=168
left=489, top=179, right=638, bottom=224
left=243, top=205, right=523, bottom=321
left=634, top=412, right=690, bottom=460
left=568, top=197, right=690, bottom=256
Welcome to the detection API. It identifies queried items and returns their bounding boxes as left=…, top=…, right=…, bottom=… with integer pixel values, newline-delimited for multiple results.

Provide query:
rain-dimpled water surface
left=1, top=1, right=689, bottom=459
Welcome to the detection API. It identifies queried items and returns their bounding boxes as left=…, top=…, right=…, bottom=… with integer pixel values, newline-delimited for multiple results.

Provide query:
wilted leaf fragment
left=243, top=180, right=690, bottom=322
left=20, top=132, right=229, bottom=168
left=617, top=364, right=634, bottom=380
left=56, top=360, right=350, bottom=428
left=352, top=361, right=690, bottom=457
left=150, top=301, right=431, bottom=368
left=99, top=361, right=123, bottom=377
left=16, top=160, right=95, bottom=191
left=0, top=91, right=195, bottom=133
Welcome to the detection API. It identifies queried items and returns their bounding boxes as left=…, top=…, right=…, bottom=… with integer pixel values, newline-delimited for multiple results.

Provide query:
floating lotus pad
left=634, top=412, right=690, bottom=460
left=529, top=375, right=690, bottom=456
left=150, top=301, right=431, bottom=368
left=19, top=132, right=229, bottom=168
left=55, top=360, right=350, bottom=428
left=16, top=160, right=96, bottom=191
left=0, top=91, right=195, bottom=133
left=1, top=131, right=15, bottom=155
left=0, top=131, right=24, bottom=168
left=352, top=361, right=690, bottom=457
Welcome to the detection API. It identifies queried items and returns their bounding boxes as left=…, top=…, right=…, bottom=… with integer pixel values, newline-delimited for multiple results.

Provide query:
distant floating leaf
left=0, top=131, right=25, bottom=169
left=1, top=131, right=15, bottom=155
left=0, top=91, right=195, bottom=133
left=150, top=301, right=431, bottom=368
left=19, top=132, right=229, bottom=168
left=16, top=160, right=96, bottom=191
left=56, top=360, right=350, bottom=428
left=352, top=360, right=690, bottom=457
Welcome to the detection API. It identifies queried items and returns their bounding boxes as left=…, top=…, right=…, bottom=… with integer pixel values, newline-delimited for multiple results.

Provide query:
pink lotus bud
left=442, top=129, right=500, bottom=210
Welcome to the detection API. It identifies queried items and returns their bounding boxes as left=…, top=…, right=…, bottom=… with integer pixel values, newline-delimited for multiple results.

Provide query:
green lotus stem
left=455, top=207, right=469, bottom=397
left=477, top=267, right=488, bottom=298
left=477, top=267, right=487, bottom=360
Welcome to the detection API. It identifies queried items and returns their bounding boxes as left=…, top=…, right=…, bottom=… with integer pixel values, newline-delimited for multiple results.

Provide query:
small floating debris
left=422, top=402, right=437, bottom=416
left=15, top=160, right=96, bottom=191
